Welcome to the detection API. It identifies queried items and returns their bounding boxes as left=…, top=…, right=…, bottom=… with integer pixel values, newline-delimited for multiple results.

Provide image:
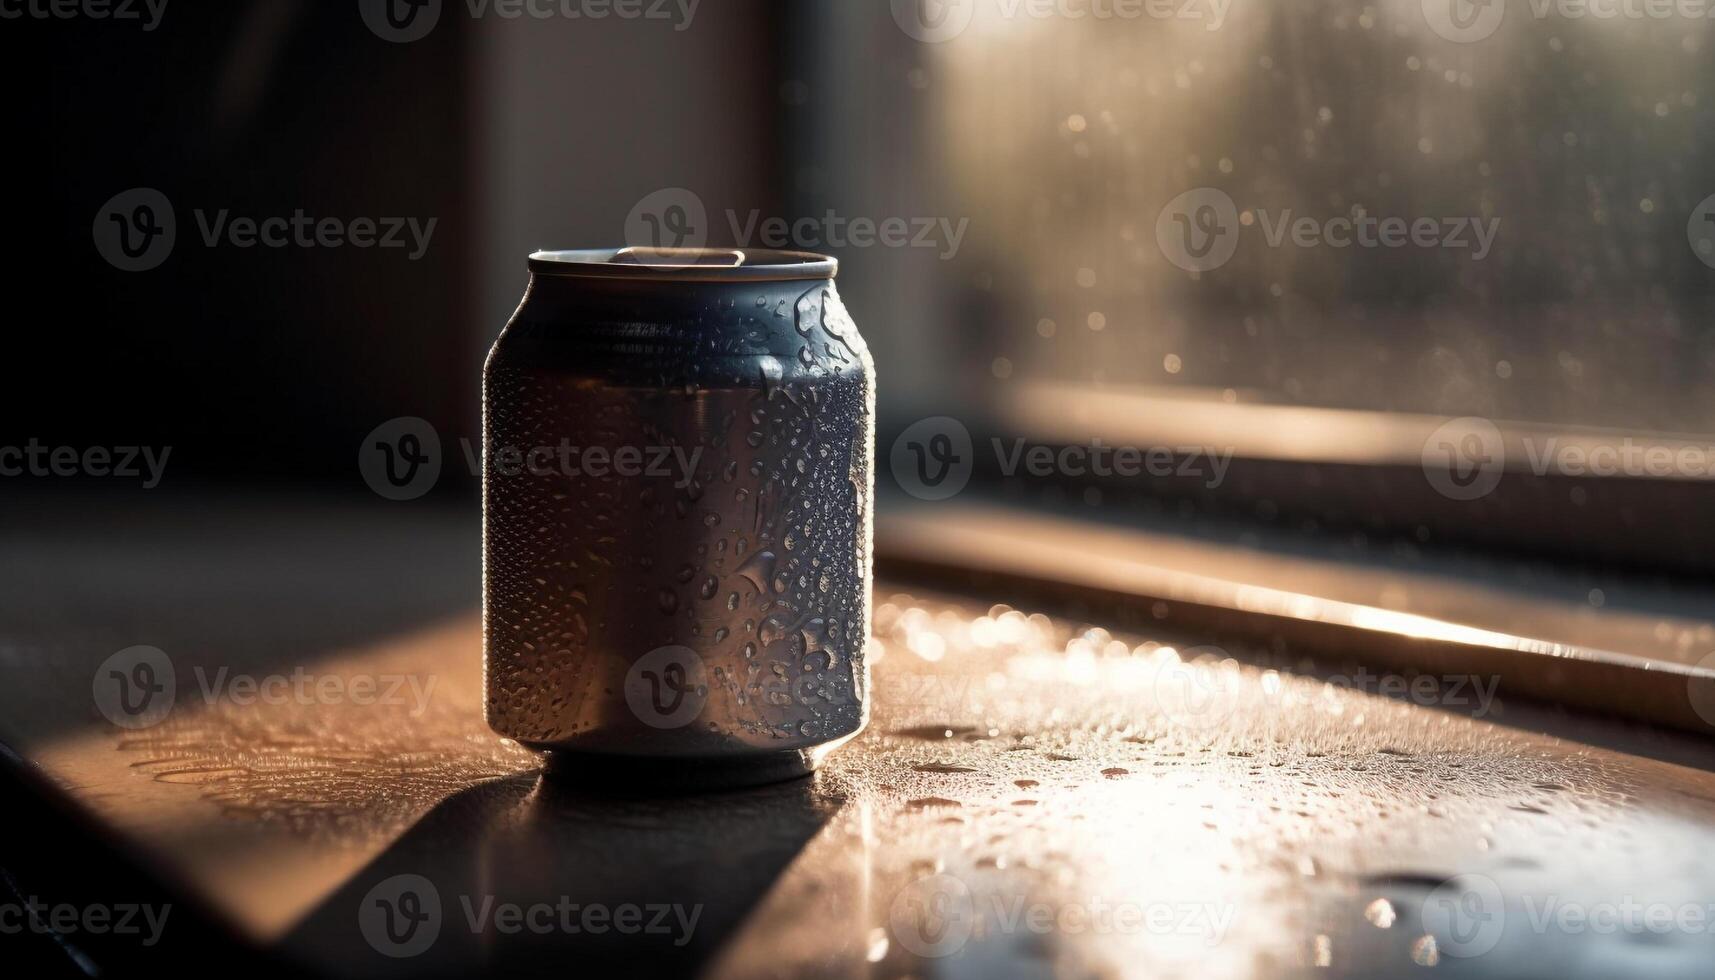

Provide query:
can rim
left=528, top=247, right=838, bottom=282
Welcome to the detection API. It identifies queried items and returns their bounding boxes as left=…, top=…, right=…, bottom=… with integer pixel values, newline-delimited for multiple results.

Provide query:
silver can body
left=483, top=248, right=873, bottom=787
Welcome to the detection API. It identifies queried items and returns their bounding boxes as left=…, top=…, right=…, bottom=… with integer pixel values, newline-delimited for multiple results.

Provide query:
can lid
left=528, top=247, right=838, bottom=282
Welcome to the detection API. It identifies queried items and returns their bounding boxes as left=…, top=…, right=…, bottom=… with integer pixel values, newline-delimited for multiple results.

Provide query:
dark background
left=5, top=2, right=1715, bottom=551
left=4, top=1, right=802, bottom=491
left=15, top=5, right=473, bottom=483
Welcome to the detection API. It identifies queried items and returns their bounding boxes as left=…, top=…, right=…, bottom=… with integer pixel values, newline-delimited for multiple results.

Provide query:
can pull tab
left=610, top=247, right=747, bottom=268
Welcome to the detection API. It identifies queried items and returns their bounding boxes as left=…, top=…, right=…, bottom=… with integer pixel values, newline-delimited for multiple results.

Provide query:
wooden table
left=4, top=495, right=1714, bottom=977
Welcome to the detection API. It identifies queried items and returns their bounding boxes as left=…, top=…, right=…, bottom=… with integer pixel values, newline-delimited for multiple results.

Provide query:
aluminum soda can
left=483, top=247, right=873, bottom=788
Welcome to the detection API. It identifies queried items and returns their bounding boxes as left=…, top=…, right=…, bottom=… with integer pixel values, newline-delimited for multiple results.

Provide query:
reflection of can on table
left=483, top=247, right=874, bottom=788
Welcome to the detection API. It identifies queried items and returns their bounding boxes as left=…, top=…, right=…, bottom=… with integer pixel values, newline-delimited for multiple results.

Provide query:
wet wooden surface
left=877, top=503, right=1715, bottom=736
left=4, top=497, right=1715, bottom=977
